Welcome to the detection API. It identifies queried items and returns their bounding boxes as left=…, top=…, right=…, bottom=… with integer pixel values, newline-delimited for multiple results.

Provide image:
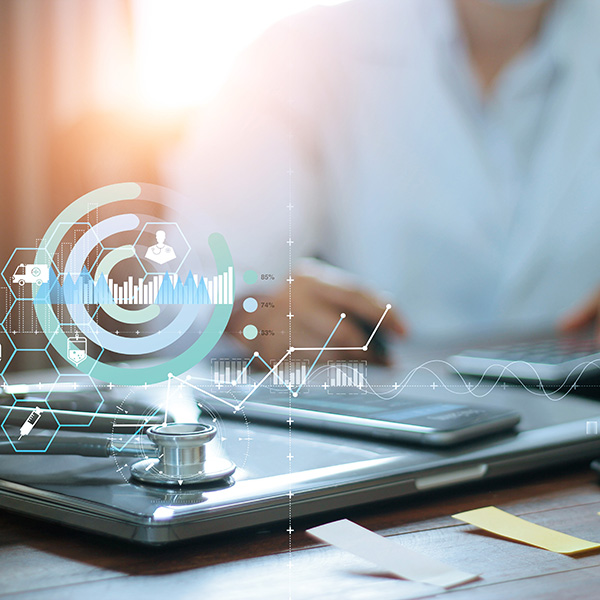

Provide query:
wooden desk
left=1, top=464, right=600, bottom=599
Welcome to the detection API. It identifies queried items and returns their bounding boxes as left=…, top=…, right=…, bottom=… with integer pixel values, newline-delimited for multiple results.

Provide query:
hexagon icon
left=3, top=298, right=54, bottom=350
left=1, top=247, right=54, bottom=301
left=134, top=222, right=190, bottom=276
left=45, top=374, right=105, bottom=426
left=0, top=398, right=60, bottom=453
left=2, top=349, right=59, bottom=387
left=46, top=327, right=105, bottom=377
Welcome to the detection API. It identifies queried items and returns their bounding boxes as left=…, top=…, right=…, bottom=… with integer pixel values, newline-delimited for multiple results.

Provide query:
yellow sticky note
left=452, top=506, right=600, bottom=555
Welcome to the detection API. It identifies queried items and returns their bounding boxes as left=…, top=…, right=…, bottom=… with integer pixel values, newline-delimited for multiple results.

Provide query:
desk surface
left=1, top=463, right=600, bottom=599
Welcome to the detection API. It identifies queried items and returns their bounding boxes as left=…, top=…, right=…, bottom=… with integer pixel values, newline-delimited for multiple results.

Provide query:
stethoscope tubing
left=0, top=431, right=156, bottom=457
left=0, top=404, right=162, bottom=433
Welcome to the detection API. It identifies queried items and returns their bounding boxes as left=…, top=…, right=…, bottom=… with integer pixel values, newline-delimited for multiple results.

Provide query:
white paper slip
left=306, top=519, right=479, bottom=589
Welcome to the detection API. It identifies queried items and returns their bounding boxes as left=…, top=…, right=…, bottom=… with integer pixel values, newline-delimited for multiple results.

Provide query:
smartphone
left=222, top=393, right=521, bottom=447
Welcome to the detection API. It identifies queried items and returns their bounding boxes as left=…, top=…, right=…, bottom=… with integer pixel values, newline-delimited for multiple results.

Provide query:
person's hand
left=559, top=288, right=600, bottom=338
left=230, top=259, right=406, bottom=365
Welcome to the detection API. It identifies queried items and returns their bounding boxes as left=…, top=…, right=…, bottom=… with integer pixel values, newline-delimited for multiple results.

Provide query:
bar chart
left=108, top=267, right=234, bottom=305
left=271, top=359, right=310, bottom=387
left=34, top=266, right=235, bottom=306
left=211, top=358, right=250, bottom=385
left=327, top=360, right=367, bottom=388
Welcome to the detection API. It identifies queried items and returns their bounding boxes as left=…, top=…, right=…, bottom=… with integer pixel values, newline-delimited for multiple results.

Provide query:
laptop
left=1, top=334, right=600, bottom=545
left=448, top=330, right=600, bottom=384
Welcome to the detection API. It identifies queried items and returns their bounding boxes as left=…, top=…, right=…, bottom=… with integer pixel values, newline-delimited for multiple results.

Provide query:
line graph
left=165, top=305, right=394, bottom=413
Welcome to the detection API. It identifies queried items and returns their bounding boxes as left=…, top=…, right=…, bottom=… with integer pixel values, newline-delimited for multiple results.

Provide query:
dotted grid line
left=19, top=281, right=24, bottom=333
left=3, top=326, right=219, bottom=336
left=8, top=379, right=600, bottom=393
left=90, top=203, right=99, bottom=332
left=36, top=237, right=49, bottom=335
left=35, top=236, right=47, bottom=335
left=2, top=289, right=8, bottom=351
left=286, top=23, right=294, bottom=597
left=6, top=345, right=600, bottom=402
left=59, top=237, right=64, bottom=324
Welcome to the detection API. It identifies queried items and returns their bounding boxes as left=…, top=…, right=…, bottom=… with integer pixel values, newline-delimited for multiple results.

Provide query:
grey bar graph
left=328, top=360, right=367, bottom=388
left=211, top=358, right=249, bottom=385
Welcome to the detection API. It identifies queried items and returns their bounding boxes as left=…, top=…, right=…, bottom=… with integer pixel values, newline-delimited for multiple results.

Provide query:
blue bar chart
left=34, top=267, right=234, bottom=305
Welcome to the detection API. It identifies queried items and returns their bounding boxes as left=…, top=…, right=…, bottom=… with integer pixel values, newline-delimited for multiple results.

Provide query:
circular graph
left=33, top=183, right=234, bottom=386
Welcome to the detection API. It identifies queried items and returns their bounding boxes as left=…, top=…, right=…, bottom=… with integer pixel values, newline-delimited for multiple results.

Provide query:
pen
left=355, top=317, right=389, bottom=363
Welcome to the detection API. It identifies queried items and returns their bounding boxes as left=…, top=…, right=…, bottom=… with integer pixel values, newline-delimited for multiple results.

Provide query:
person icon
left=145, top=230, right=176, bottom=265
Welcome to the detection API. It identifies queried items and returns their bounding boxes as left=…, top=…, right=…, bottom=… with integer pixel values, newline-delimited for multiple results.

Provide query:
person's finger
left=288, top=296, right=377, bottom=357
left=382, top=307, right=406, bottom=336
left=559, top=291, right=600, bottom=332
left=296, top=313, right=392, bottom=364
left=310, top=280, right=406, bottom=336
left=292, top=305, right=356, bottom=347
left=310, top=313, right=374, bottom=349
left=293, top=260, right=406, bottom=335
left=293, top=283, right=393, bottom=348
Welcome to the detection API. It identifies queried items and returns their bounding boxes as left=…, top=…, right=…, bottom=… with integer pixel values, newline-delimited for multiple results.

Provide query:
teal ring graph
left=34, top=183, right=234, bottom=386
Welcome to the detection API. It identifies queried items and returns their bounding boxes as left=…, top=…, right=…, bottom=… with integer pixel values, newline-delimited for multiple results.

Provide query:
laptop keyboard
left=468, top=336, right=600, bottom=366
left=448, top=332, right=600, bottom=384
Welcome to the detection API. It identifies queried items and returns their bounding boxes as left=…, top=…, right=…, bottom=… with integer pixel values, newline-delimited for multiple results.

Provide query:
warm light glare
left=133, top=0, right=348, bottom=110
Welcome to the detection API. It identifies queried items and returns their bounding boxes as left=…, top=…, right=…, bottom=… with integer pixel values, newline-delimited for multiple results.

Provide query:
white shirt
left=165, top=0, right=600, bottom=338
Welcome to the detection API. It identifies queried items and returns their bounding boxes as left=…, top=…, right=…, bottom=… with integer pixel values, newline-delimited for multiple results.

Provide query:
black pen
left=354, top=317, right=389, bottom=363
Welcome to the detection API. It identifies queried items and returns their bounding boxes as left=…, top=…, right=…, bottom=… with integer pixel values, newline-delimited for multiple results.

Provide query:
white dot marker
left=340, top=313, right=346, bottom=318
left=254, top=351, right=259, bottom=357
left=386, top=303, right=392, bottom=309
left=292, top=392, right=298, bottom=398
left=362, top=346, right=368, bottom=352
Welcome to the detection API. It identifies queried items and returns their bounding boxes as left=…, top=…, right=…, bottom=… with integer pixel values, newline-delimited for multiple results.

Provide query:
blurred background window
left=0, top=0, right=345, bottom=254
left=0, top=0, right=344, bottom=370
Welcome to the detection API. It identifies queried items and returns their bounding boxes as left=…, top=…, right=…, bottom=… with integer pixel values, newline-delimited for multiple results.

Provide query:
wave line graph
left=170, top=348, right=600, bottom=418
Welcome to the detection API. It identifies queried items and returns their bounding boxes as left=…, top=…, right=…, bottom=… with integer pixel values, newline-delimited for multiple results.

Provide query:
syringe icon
left=18, top=407, right=43, bottom=440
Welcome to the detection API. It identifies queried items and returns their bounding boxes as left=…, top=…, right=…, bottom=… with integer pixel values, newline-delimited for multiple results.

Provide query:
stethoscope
left=129, top=422, right=236, bottom=486
left=0, top=394, right=236, bottom=488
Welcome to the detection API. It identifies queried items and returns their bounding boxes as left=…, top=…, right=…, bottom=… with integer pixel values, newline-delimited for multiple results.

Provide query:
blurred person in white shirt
left=166, top=0, right=600, bottom=362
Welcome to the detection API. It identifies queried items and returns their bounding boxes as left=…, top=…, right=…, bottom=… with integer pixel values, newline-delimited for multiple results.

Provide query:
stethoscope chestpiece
left=130, top=422, right=236, bottom=487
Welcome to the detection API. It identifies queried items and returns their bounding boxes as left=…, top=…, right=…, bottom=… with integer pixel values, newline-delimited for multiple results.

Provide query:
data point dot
left=243, top=297, right=258, bottom=313
left=243, top=270, right=259, bottom=285
left=243, top=325, right=258, bottom=340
